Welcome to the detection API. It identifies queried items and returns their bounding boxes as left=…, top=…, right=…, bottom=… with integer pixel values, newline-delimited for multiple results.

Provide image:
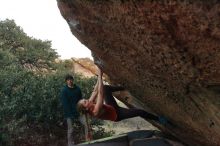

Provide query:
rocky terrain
left=57, top=1, right=220, bottom=146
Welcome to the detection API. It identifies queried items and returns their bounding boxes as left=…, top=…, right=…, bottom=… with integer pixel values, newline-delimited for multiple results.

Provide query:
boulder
left=77, top=130, right=184, bottom=146
left=57, top=0, right=220, bottom=146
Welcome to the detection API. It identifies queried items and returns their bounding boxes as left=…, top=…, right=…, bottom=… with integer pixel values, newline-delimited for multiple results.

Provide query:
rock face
left=57, top=1, right=220, bottom=146
left=79, top=130, right=185, bottom=146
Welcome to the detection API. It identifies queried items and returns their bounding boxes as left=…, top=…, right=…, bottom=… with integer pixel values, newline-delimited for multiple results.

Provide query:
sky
left=0, top=0, right=92, bottom=59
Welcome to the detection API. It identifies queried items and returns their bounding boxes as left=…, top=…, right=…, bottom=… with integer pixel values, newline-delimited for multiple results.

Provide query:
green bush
left=0, top=19, right=113, bottom=146
left=0, top=65, right=114, bottom=145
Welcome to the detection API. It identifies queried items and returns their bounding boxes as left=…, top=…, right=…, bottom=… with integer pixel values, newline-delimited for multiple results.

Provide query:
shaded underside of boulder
left=57, top=0, right=220, bottom=146
left=78, top=130, right=184, bottom=146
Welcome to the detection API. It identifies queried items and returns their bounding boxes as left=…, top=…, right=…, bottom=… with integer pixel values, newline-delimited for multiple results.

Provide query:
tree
left=0, top=19, right=113, bottom=146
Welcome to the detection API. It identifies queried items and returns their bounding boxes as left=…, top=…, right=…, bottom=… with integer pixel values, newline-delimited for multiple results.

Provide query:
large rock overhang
left=57, top=1, right=220, bottom=146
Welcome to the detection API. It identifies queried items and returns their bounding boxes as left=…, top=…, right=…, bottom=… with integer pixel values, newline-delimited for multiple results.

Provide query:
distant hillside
left=72, top=58, right=96, bottom=78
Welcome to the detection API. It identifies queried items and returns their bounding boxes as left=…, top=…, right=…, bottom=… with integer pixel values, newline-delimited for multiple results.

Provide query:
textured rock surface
left=57, top=1, right=220, bottom=146
left=78, top=130, right=184, bottom=146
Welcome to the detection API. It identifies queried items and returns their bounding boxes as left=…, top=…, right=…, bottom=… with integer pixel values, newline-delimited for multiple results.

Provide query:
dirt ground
left=102, top=117, right=157, bottom=135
